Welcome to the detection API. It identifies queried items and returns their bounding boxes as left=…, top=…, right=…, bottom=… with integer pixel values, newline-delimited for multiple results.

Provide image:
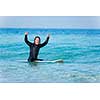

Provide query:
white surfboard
left=16, top=59, right=64, bottom=63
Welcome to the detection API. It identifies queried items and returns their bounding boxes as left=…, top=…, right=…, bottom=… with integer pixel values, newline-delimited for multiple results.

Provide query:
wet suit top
left=24, top=35, right=49, bottom=62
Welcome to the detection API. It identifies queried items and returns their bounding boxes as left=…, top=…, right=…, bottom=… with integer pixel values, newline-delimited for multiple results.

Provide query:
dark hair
left=34, top=36, right=41, bottom=43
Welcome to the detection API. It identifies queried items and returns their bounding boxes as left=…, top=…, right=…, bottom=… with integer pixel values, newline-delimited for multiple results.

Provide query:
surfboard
left=16, top=59, right=64, bottom=63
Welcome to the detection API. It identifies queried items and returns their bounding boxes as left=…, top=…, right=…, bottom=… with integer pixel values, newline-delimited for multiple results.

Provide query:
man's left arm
left=40, top=34, right=50, bottom=47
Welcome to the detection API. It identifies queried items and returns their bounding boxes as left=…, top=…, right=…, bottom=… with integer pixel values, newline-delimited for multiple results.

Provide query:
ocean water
left=0, top=28, right=100, bottom=83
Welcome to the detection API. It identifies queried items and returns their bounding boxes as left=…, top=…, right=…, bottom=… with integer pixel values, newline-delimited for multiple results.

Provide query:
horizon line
left=0, top=27, right=100, bottom=30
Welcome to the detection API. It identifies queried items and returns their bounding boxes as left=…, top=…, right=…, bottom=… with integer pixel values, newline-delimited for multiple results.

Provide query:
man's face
left=34, top=38, right=40, bottom=45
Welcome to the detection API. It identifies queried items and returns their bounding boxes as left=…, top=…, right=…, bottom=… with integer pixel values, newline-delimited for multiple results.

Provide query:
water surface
left=0, top=28, right=100, bottom=82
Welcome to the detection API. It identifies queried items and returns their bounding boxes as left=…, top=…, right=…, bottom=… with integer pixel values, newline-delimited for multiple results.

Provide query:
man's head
left=34, top=36, right=41, bottom=45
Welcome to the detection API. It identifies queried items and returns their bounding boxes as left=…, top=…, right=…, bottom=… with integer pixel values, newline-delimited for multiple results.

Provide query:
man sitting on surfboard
left=24, top=32, right=50, bottom=62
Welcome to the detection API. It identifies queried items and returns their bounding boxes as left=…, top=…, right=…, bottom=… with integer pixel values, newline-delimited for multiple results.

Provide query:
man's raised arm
left=40, top=34, right=50, bottom=47
left=24, top=32, right=32, bottom=46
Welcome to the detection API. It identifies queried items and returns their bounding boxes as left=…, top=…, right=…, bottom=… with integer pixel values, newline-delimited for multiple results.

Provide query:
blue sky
left=0, top=16, right=100, bottom=28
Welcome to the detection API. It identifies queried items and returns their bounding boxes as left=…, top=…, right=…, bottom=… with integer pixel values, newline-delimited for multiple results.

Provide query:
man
left=24, top=32, right=50, bottom=62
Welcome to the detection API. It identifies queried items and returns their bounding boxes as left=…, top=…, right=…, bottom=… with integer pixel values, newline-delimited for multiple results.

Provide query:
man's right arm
left=24, top=32, right=32, bottom=46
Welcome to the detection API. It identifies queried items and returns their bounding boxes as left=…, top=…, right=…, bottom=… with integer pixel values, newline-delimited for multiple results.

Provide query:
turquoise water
left=0, top=28, right=100, bottom=83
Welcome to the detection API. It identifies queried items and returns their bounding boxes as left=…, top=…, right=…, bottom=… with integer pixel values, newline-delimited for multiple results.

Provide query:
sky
left=0, top=16, right=100, bottom=29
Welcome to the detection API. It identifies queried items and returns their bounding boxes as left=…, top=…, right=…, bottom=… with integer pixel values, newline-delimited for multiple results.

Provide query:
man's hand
left=47, top=34, right=50, bottom=38
left=25, top=32, right=28, bottom=35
